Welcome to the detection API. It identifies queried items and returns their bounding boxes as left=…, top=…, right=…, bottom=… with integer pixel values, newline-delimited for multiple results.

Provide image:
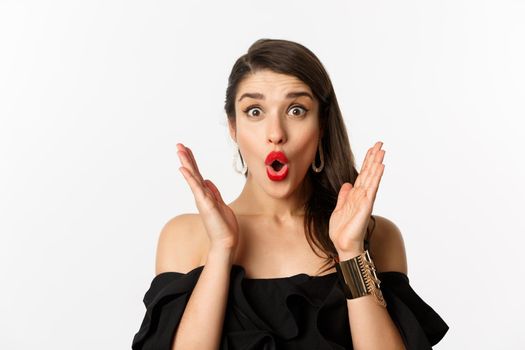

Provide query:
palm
left=198, top=190, right=239, bottom=248
left=176, top=143, right=239, bottom=250
left=329, top=142, right=386, bottom=254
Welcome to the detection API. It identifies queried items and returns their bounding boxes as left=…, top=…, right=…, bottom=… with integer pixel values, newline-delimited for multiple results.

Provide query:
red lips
left=265, top=151, right=289, bottom=165
left=265, top=151, right=289, bottom=181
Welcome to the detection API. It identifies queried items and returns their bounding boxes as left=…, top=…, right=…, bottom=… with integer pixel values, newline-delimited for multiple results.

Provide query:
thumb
left=334, top=182, right=352, bottom=212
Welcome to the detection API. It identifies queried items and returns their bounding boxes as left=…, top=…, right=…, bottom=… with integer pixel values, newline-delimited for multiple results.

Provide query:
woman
left=132, top=38, right=449, bottom=349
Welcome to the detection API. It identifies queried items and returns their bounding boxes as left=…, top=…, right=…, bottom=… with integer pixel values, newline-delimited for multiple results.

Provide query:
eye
left=243, top=106, right=263, bottom=118
left=288, top=105, right=308, bottom=117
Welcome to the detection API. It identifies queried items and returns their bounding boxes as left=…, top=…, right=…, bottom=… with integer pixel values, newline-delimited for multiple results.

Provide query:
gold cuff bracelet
left=335, top=250, right=387, bottom=307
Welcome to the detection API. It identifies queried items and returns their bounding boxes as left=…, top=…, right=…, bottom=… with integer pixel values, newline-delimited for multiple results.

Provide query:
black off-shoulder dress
left=132, top=218, right=449, bottom=349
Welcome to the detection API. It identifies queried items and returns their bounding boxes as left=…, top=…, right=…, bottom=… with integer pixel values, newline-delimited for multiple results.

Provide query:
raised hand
left=329, top=141, right=386, bottom=260
left=176, top=143, right=239, bottom=254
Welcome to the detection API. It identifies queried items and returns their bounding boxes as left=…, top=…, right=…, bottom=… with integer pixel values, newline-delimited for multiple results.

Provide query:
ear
left=228, top=118, right=237, bottom=142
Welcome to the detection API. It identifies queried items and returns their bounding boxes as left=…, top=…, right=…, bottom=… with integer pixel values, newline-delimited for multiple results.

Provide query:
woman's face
left=229, top=69, right=321, bottom=198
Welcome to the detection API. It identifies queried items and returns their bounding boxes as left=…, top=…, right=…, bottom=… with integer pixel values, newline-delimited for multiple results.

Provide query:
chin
left=264, top=176, right=302, bottom=198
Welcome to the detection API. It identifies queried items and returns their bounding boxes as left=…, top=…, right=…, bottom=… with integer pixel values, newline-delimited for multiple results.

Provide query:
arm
left=329, top=142, right=407, bottom=349
left=341, top=216, right=408, bottom=350
left=156, top=214, right=233, bottom=350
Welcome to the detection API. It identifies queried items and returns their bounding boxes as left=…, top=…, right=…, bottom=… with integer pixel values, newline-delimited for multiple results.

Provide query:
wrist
left=337, top=250, right=365, bottom=262
left=207, top=246, right=235, bottom=265
left=336, top=242, right=365, bottom=261
left=335, top=250, right=387, bottom=307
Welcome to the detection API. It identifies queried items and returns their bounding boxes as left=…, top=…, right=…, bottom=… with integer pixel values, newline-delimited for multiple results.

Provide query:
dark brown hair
left=224, top=38, right=361, bottom=274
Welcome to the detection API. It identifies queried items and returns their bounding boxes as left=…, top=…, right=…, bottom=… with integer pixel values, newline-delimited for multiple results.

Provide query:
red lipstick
left=265, top=151, right=289, bottom=181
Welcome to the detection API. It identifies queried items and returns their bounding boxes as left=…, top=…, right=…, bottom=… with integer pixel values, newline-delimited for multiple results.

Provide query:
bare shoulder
left=369, top=215, right=408, bottom=275
left=155, top=213, right=209, bottom=276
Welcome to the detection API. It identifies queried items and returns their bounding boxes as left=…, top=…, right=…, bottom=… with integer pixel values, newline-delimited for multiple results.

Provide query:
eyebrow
left=237, top=91, right=314, bottom=102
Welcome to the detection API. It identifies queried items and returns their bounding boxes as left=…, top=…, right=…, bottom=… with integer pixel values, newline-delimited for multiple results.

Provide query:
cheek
left=296, top=129, right=320, bottom=164
left=236, top=127, right=262, bottom=161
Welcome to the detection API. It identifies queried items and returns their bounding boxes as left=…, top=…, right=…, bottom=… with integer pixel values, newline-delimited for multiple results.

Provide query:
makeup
left=265, top=151, right=289, bottom=181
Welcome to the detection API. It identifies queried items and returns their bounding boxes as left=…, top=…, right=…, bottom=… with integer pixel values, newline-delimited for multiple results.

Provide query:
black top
left=132, top=220, right=449, bottom=349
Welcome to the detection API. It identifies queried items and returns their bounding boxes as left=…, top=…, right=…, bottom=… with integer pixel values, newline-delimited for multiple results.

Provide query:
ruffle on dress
left=132, top=265, right=448, bottom=349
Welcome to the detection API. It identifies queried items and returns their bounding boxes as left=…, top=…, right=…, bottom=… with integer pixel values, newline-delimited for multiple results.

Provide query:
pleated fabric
left=132, top=264, right=448, bottom=349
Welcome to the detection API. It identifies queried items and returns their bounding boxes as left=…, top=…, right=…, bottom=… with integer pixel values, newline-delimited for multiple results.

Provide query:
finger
left=176, top=143, right=204, bottom=183
left=177, top=148, right=204, bottom=185
left=355, top=142, right=383, bottom=188
left=185, top=146, right=204, bottom=183
left=204, top=179, right=225, bottom=204
left=178, top=166, right=208, bottom=202
left=355, top=144, right=376, bottom=188
left=363, top=151, right=385, bottom=195
left=365, top=149, right=385, bottom=182
left=177, top=150, right=197, bottom=180
left=176, top=143, right=193, bottom=171
left=362, top=161, right=381, bottom=189
left=362, top=149, right=384, bottom=186
left=359, top=147, right=374, bottom=174
left=365, top=163, right=385, bottom=201
left=334, top=182, right=352, bottom=212
left=361, top=141, right=383, bottom=174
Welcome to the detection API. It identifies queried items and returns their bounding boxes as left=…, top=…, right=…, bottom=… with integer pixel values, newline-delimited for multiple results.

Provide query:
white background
left=1, top=1, right=524, bottom=349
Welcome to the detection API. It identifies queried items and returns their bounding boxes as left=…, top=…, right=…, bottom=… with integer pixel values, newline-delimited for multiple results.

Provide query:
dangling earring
left=311, top=141, right=324, bottom=173
left=233, top=145, right=248, bottom=175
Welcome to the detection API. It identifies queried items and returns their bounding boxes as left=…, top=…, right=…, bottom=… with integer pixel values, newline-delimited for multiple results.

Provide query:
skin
left=175, top=69, right=388, bottom=275
left=227, top=69, right=321, bottom=221
left=174, top=69, right=407, bottom=349
left=177, top=69, right=333, bottom=277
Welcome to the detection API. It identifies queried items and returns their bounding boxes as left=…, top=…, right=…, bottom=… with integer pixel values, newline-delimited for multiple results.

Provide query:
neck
left=232, top=173, right=312, bottom=222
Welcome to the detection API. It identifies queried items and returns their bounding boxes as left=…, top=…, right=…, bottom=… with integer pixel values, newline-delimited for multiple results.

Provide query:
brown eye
left=288, top=106, right=308, bottom=117
left=244, top=106, right=262, bottom=118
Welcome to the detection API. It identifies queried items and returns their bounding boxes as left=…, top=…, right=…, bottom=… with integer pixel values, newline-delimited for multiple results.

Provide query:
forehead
left=236, top=70, right=313, bottom=100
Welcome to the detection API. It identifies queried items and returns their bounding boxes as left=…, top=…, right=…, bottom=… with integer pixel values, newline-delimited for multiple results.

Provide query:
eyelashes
left=242, top=105, right=310, bottom=118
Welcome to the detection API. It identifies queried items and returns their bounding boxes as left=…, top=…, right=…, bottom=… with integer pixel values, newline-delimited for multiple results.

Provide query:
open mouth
left=266, top=159, right=289, bottom=181
left=271, top=160, right=284, bottom=172
left=265, top=150, right=289, bottom=181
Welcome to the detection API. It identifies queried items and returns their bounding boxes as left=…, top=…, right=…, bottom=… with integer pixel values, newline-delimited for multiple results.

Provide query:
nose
left=266, top=113, right=287, bottom=145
